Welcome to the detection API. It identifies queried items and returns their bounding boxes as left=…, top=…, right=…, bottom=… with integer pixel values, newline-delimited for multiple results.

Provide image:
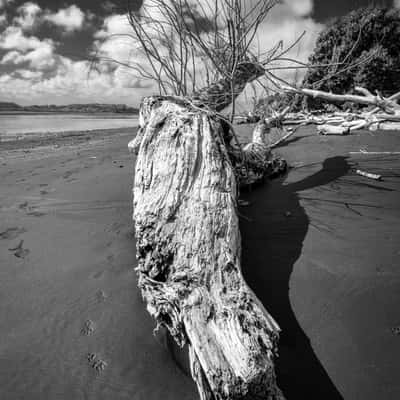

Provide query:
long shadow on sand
left=240, top=156, right=349, bottom=400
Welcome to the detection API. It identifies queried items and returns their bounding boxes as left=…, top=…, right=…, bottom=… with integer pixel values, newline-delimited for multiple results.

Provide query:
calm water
left=0, top=113, right=138, bottom=139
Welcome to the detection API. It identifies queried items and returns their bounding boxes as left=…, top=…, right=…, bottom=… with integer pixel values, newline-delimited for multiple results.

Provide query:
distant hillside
left=0, top=102, right=138, bottom=114
left=0, top=102, right=22, bottom=111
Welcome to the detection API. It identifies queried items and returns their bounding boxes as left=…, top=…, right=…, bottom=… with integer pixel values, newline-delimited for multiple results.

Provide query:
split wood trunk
left=132, top=97, right=284, bottom=400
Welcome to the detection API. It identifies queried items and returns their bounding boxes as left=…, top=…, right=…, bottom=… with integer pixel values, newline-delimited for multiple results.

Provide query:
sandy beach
left=0, top=126, right=399, bottom=399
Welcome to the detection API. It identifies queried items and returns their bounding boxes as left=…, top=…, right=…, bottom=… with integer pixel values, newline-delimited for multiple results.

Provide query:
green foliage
left=302, top=6, right=400, bottom=109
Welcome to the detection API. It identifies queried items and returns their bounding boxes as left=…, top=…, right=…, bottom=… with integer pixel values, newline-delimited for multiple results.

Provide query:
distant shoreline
left=0, top=113, right=139, bottom=141
left=0, top=127, right=136, bottom=151
left=0, top=101, right=139, bottom=114
left=0, top=111, right=138, bottom=116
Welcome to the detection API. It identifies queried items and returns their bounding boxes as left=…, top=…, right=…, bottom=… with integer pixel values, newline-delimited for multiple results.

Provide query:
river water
left=0, top=113, right=139, bottom=140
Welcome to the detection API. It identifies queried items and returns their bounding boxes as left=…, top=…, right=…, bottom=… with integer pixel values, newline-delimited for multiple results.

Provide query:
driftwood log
left=130, top=93, right=285, bottom=400
left=280, top=85, right=400, bottom=134
left=282, top=85, right=400, bottom=113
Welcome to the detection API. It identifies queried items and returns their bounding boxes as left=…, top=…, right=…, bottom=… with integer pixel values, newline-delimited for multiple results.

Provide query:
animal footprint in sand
left=9, top=240, right=30, bottom=259
left=87, top=353, right=107, bottom=372
left=0, top=227, right=26, bottom=240
left=18, top=202, right=28, bottom=210
left=27, top=211, right=47, bottom=217
left=63, top=171, right=73, bottom=179
left=18, top=202, right=46, bottom=217
left=96, top=290, right=107, bottom=302
left=391, top=326, right=400, bottom=336
left=81, top=319, right=95, bottom=336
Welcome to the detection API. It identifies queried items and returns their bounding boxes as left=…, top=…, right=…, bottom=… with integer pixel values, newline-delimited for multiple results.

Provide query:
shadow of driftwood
left=273, top=134, right=311, bottom=148
left=240, top=156, right=350, bottom=400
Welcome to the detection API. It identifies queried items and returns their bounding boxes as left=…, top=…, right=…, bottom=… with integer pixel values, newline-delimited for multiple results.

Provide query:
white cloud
left=244, top=0, right=323, bottom=84
left=0, top=74, right=12, bottom=83
left=235, top=0, right=324, bottom=111
left=286, top=0, right=313, bottom=17
left=257, top=16, right=323, bottom=82
left=0, top=0, right=324, bottom=108
left=0, top=13, right=6, bottom=25
left=1, top=50, right=20, bottom=63
left=94, top=14, right=135, bottom=63
left=1, top=41, right=55, bottom=69
left=44, top=5, right=85, bottom=32
left=96, top=13, right=131, bottom=37
left=95, top=1, right=322, bottom=96
left=14, top=2, right=42, bottom=30
left=0, top=26, right=56, bottom=69
left=15, top=69, right=43, bottom=79
left=0, top=8, right=148, bottom=105
left=0, top=26, right=47, bottom=51
left=0, top=55, right=150, bottom=105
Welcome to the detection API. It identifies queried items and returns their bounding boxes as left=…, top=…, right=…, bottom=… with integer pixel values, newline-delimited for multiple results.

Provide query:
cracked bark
left=131, top=65, right=285, bottom=400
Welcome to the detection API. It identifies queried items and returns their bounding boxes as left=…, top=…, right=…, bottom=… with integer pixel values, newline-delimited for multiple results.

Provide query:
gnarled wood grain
left=132, top=98, right=284, bottom=400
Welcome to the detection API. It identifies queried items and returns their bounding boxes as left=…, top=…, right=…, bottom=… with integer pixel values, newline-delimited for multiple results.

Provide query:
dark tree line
left=301, top=6, right=400, bottom=110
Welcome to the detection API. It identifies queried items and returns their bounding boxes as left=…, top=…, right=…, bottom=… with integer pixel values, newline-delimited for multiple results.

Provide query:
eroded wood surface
left=132, top=98, right=284, bottom=400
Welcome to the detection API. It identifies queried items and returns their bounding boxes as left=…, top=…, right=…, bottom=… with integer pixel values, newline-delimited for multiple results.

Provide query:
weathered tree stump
left=131, top=97, right=285, bottom=400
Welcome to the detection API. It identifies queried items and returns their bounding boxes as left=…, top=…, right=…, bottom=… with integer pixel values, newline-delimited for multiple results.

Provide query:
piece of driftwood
left=235, top=88, right=400, bottom=135
left=277, top=86, right=400, bottom=135
left=132, top=96, right=285, bottom=400
left=282, top=85, right=400, bottom=113
left=367, top=91, right=400, bottom=115
left=350, top=151, right=400, bottom=155
left=356, top=169, right=382, bottom=181
left=317, top=124, right=350, bottom=135
left=369, top=122, right=400, bottom=131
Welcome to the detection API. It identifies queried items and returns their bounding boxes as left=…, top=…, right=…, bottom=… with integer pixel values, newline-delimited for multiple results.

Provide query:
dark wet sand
left=0, top=127, right=399, bottom=399
left=0, top=130, right=196, bottom=400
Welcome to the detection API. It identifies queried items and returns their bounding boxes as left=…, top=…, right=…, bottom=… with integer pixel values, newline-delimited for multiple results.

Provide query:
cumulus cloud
left=257, top=8, right=323, bottom=81
left=0, top=39, right=150, bottom=105
left=44, top=5, right=85, bottom=32
left=1, top=41, right=56, bottom=69
left=95, top=1, right=322, bottom=95
left=238, top=0, right=324, bottom=110
left=8, top=3, right=88, bottom=33
left=1, top=50, right=19, bottom=63
left=0, top=6, right=147, bottom=105
left=286, top=0, right=313, bottom=17
left=0, top=25, right=56, bottom=69
left=0, top=26, right=48, bottom=51
left=14, top=2, right=42, bottom=30
left=15, top=68, right=43, bottom=79
left=94, top=14, right=135, bottom=62
left=0, top=56, right=149, bottom=105
left=0, top=0, right=324, bottom=107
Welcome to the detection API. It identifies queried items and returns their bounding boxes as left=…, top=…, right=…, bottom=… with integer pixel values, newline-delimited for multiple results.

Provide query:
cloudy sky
left=0, top=0, right=395, bottom=106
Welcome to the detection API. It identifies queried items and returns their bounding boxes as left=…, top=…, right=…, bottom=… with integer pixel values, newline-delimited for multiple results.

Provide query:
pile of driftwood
left=129, top=59, right=399, bottom=399
left=129, top=63, right=286, bottom=400
left=281, top=85, right=400, bottom=135
left=238, top=86, right=400, bottom=140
